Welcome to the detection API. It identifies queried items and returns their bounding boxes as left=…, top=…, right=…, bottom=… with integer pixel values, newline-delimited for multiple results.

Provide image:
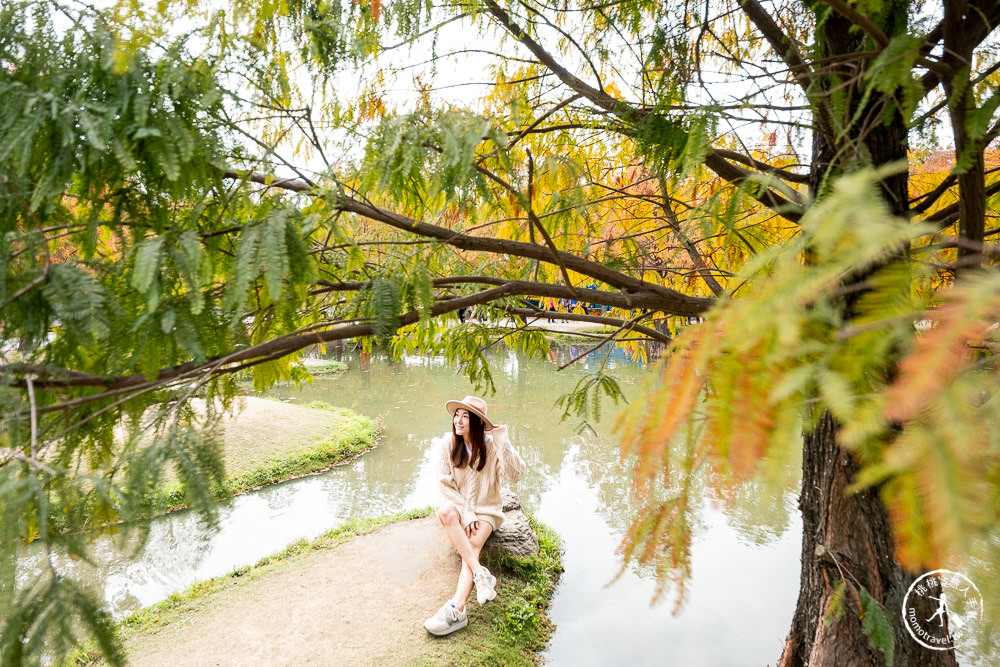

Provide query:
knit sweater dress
left=438, top=425, right=526, bottom=530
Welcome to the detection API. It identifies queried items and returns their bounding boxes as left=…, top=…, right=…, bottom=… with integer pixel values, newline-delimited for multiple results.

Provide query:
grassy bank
left=152, top=399, right=380, bottom=513
left=411, top=516, right=564, bottom=667
left=233, top=358, right=348, bottom=382
left=300, top=359, right=349, bottom=375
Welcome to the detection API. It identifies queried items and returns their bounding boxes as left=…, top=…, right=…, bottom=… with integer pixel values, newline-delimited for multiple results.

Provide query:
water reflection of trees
left=963, top=531, right=1000, bottom=664
left=719, top=472, right=798, bottom=547
left=561, top=424, right=799, bottom=536
left=558, top=420, right=802, bottom=605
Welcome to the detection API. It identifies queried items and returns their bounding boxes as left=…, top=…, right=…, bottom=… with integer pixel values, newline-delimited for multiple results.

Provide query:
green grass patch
left=544, top=331, right=607, bottom=344
left=303, top=360, right=348, bottom=375
left=233, top=359, right=348, bottom=383
left=150, top=401, right=380, bottom=514
left=406, top=515, right=564, bottom=667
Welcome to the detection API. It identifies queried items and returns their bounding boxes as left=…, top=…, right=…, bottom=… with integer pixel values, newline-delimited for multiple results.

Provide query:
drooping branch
left=1, top=269, right=685, bottom=405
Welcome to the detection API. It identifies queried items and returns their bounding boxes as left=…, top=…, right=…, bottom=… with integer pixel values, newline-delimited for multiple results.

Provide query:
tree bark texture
left=943, top=0, right=987, bottom=269
left=778, top=414, right=958, bottom=666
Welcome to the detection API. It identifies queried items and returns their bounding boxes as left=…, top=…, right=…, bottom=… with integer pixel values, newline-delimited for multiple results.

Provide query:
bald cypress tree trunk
left=779, top=414, right=959, bottom=666
left=779, top=7, right=959, bottom=665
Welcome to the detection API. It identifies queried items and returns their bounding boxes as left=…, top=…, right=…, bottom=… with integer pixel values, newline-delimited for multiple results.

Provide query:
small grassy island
left=152, top=397, right=380, bottom=514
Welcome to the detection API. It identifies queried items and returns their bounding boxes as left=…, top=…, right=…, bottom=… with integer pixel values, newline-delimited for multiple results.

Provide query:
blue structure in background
left=523, top=285, right=609, bottom=316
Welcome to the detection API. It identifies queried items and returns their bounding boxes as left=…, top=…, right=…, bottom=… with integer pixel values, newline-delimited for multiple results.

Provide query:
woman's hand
left=465, top=520, right=480, bottom=538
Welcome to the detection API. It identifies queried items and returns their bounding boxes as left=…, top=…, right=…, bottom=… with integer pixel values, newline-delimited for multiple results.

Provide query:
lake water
left=17, top=344, right=804, bottom=665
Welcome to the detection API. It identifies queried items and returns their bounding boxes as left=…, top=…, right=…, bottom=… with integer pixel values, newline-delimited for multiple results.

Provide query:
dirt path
left=122, top=516, right=462, bottom=666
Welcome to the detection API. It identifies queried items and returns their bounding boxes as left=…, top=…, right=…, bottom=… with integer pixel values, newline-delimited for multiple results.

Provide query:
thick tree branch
left=480, top=0, right=803, bottom=222
left=224, top=169, right=712, bottom=314
left=925, top=175, right=1000, bottom=228
left=1, top=272, right=685, bottom=402
left=713, top=149, right=809, bottom=185
left=820, top=0, right=889, bottom=47
left=910, top=166, right=1000, bottom=215
left=314, top=275, right=701, bottom=315
left=736, top=0, right=836, bottom=146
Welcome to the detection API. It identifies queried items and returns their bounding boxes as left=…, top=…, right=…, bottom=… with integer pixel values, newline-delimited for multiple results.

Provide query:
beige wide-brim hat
left=445, top=395, right=495, bottom=431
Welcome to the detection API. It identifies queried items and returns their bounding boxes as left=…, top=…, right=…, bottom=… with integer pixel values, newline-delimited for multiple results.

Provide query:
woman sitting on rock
left=423, top=395, right=526, bottom=636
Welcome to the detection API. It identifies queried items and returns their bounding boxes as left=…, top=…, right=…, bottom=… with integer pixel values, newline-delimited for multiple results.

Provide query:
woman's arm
left=438, top=439, right=477, bottom=526
left=490, top=425, right=526, bottom=483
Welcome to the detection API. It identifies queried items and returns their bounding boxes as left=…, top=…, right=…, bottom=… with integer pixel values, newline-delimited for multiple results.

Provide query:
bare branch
left=482, top=0, right=802, bottom=220
left=736, top=0, right=836, bottom=144
left=916, top=0, right=1000, bottom=97
left=925, top=177, right=1000, bottom=228
left=0, top=447, right=60, bottom=477
left=713, top=149, right=809, bottom=185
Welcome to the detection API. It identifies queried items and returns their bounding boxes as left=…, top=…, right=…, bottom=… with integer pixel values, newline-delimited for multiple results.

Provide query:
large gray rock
left=484, top=489, right=539, bottom=558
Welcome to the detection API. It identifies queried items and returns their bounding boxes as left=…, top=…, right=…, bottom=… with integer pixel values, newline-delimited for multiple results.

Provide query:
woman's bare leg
left=453, top=521, right=492, bottom=609
left=436, top=504, right=484, bottom=573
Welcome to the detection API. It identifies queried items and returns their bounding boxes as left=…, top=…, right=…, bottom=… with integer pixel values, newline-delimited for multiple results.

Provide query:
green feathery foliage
left=0, top=4, right=321, bottom=661
left=859, top=586, right=896, bottom=665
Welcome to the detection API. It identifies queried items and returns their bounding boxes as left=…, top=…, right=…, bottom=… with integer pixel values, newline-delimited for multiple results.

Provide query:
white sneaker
left=474, top=567, right=497, bottom=605
left=424, top=601, right=468, bottom=636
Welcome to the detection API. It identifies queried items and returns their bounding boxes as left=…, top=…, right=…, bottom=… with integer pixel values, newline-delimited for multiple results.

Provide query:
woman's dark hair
left=451, top=411, right=487, bottom=471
